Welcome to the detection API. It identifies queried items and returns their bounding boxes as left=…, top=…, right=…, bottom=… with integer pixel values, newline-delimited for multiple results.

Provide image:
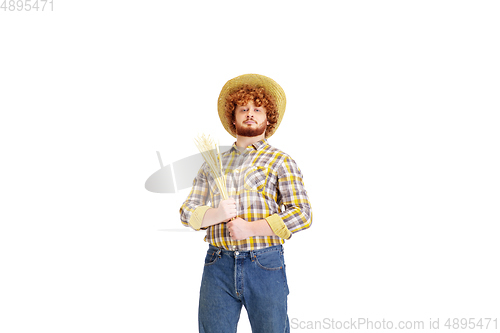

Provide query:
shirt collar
left=230, top=138, right=269, bottom=153
left=251, top=138, right=268, bottom=150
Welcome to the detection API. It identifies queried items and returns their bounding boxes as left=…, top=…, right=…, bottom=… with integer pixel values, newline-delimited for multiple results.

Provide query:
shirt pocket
left=207, top=173, right=223, bottom=196
left=244, top=166, right=269, bottom=192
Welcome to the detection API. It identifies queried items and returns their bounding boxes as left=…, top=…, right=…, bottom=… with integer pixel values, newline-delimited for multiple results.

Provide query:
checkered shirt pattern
left=180, top=139, right=312, bottom=250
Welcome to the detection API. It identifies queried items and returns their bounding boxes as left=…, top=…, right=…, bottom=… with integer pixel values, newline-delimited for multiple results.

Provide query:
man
left=180, top=74, right=312, bottom=333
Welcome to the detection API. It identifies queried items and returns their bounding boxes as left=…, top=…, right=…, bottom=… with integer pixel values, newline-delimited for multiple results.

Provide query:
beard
left=235, top=121, right=267, bottom=137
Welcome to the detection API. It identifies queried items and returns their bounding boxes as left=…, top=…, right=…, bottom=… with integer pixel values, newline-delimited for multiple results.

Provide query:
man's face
left=233, top=100, right=269, bottom=137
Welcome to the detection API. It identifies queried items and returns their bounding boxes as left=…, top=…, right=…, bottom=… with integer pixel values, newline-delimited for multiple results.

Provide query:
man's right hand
left=216, top=198, right=237, bottom=222
left=201, top=198, right=238, bottom=228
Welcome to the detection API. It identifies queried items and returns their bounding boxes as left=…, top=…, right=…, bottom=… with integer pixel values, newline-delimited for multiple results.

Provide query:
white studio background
left=1, top=1, right=499, bottom=332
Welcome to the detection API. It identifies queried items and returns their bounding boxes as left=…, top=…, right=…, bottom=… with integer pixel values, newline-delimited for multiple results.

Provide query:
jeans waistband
left=208, top=243, right=283, bottom=257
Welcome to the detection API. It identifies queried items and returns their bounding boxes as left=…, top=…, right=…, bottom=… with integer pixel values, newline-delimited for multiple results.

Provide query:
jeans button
left=235, top=251, right=239, bottom=256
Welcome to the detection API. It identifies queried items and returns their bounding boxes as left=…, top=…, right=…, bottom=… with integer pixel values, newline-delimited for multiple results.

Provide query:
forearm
left=250, top=219, right=276, bottom=237
left=200, top=212, right=274, bottom=232
left=201, top=208, right=225, bottom=228
left=227, top=218, right=278, bottom=241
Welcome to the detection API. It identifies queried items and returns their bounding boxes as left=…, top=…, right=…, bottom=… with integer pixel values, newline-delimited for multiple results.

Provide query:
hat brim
left=217, top=74, right=286, bottom=138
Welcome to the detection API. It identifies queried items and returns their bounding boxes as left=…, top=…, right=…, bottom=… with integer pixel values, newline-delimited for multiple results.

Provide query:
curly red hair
left=224, top=85, right=278, bottom=138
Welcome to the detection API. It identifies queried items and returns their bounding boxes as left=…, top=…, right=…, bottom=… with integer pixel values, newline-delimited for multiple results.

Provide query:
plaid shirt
left=180, top=139, right=312, bottom=251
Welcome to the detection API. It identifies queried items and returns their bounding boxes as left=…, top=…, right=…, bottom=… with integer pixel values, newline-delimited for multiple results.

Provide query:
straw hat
left=217, top=74, right=286, bottom=138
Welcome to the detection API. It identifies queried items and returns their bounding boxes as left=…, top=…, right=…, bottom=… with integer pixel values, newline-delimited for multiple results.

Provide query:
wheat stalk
left=194, top=134, right=229, bottom=200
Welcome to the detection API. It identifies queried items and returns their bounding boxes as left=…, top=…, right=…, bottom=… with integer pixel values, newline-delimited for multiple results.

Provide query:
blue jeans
left=199, top=244, right=290, bottom=333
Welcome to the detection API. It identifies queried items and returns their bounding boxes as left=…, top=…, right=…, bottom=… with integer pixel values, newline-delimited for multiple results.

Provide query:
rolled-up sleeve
left=179, top=164, right=211, bottom=230
left=272, top=156, right=312, bottom=237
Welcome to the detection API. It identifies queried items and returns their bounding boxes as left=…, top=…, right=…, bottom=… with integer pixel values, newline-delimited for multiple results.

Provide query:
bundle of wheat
left=194, top=134, right=229, bottom=200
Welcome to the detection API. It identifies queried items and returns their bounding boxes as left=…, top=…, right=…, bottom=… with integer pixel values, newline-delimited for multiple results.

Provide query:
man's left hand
left=227, top=218, right=254, bottom=241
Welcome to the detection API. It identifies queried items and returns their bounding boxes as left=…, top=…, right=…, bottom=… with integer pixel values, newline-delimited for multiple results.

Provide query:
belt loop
left=216, top=248, right=222, bottom=258
left=250, top=250, right=255, bottom=262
